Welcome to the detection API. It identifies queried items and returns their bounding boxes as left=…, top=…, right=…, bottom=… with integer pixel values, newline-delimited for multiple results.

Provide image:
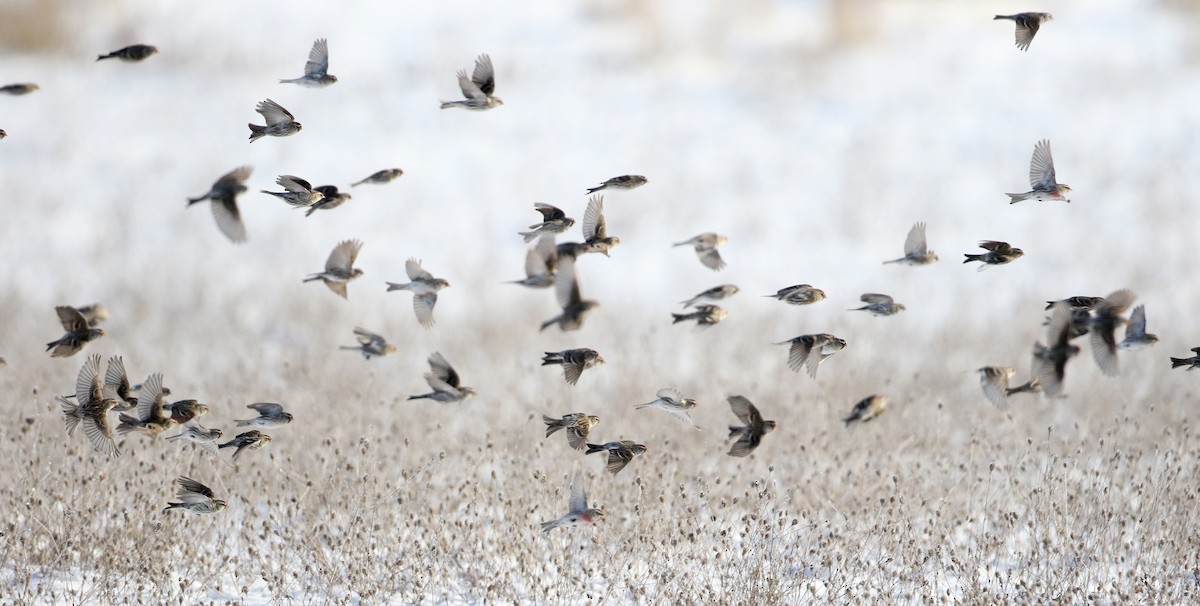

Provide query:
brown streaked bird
left=994, top=12, right=1053, bottom=51
left=1170, top=347, right=1200, bottom=371
left=883, top=222, right=938, bottom=265
left=116, top=372, right=177, bottom=438
left=581, top=195, right=620, bottom=256
left=585, top=441, right=647, bottom=475
left=727, top=395, right=775, bottom=457
left=97, top=44, right=158, bottom=62
left=46, top=306, right=105, bottom=358
left=671, top=304, right=727, bottom=328
left=57, top=354, right=121, bottom=457
left=440, top=54, right=503, bottom=110
left=976, top=366, right=1015, bottom=408
left=1088, top=289, right=1137, bottom=376
left=1006, top=139, right=1070, bottom=203
left=541, top=255, right=599, bottom=332
left=262, top=174, right=325, bottom=208
left=1119, top=305, right=1159, bottom=351
left=386, top=258, right=450, bottom=328
left=508, top=235, right=557, bottom=288
left=340, top=327, right=397, bottom=359
left=304, top=239, right=364, bottom=299
left=187, top=165, right=253, bottom=243
left=540, top=472, right=603, bottom=532
left=165, top=399, right=209, bottom=425
left=0, top=83, right=38, bottom=95
left=586, top=175, right=647, bottom=194
left=542, top=348, right=605, bottom=385
left=218, top=430, right=272, bottom=460
left=843, top=394, right=890, bottom=426
left=519, top=203, right=575, bottom=243
left=635, top=387, right=701, bottom=429
left=776, top=333, right=847, bottom=378
left=235, top=403, right=294, bottom=428
left=163, top=476, right=227, bottom=514
left=849, top=293, right=905, bottom=316
left=248, top=98, right=301, bottom=141
left=681, top=284, right=739, bottom=308
left=765, top=284, right=826, bottom=306
left=407, top=352, right=476, bottom=403
left=1032, top=302, right=1081, bottom=399
left=674, top=233, right=727, bottom=271
left=963, top=240, right=1024, bottom=270
left=351, top=168, right=403, bottom=187
left=278, top=38, right=336, bottom=87
left=305, top=185, right=351, bottom=216
left=542, top=413, right=600, bottom=451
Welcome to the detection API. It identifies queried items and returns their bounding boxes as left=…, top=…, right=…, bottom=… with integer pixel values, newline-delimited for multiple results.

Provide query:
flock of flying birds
left=7, top=12, right=1198, bottom=531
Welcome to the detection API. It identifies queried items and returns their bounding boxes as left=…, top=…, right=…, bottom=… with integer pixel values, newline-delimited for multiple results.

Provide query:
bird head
left=461, top=387, right=478, bottom=398
left=763, top=420, right=778, bottom=433
left=588, top=415, right=601, bottom=425
left=212, top=500, right=228, bottom=512
left=350, top=269, right=365, bottom=279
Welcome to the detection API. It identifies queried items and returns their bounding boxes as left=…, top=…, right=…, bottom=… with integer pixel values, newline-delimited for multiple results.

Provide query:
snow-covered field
left=2, top=0, right=1200, bottom=603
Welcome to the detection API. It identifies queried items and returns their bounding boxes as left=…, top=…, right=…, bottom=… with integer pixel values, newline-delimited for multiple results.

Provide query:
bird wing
left=177, top=476, right=216, bottom=501
left=104, top=356, right=130, bottom=398
left=136, top=373, right=165, bottom=422
left=405, top=258, right=433, bottom=281
left=533, top=203, right=566, bottom=222
left=210, top=197, right=247, bottom=243
left=727, top=395, right=761, bottom=426
left=1098, top=288, right=1136, bottom=316
left=249, top=402, right=284, bottom=416
left=903, top=222, right=928, bottom=257
left=353, top=327, right=386, bottom=348
left=582, top=195, right=605, bottom=240
left=568, top=472, right=587, bottom=514
left=304, top=38, right=330, bottom=76
left=698, top=249, right=725, bottom=270
left=978, top=240, right=1011, bottom=253
left=554, top=256, right=582, bottom=309
left=1124, top=305, right=1147, bottom=339
left=456, top=70, right=486, bottom=101
left=562, top=361, right=584, bottom=386
left=655, top=387, right=683, bottom=404
left=326, top=239, right=362, bottom=273
left=860, top=293, right=893, bottom=305
left=413, top=293, right=438, bottom=328
left=75, top=354, right=102, bottom=406
left=1014, top=18, right=1041, bottom=52
left=278, top=175, right=314, bottom=194
left=471, top=54, right=496, bottom=96
left=428, top=352, right=460, bottom=388
left=82, top=415, right=120, bottom=457
left=57, top=306, right=88, bottom=333
left=257, top=99, right=294, bottom=125
left=216, top=165, right=253, bottom=187
left=1029, top=139, right=1057, bottom=189
left=979, top=369, right=1010, bottom=408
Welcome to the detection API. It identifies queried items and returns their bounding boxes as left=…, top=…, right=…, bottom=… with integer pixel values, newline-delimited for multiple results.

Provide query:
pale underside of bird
left=386, top=258, right=450, bottom=328
left=304, top=239, right=364, bottom=299
left=187, top=165, right=252, bottom=243
left=883, top=222, right=937, bottom=265
left=1007, top=139, right=1070, bottom=203
left=635, top=387, right=701, bottom=429
left=440, top=54, right=502, bottom=110
left=279, top=38, right=337, bottom=87
left=541, top=472, right=603, bottom=532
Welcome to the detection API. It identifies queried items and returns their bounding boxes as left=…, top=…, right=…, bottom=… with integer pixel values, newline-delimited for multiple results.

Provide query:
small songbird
left=963, top=241, right=1024, bottom=270
left=585, top=441, right=647, bottom=475
left=883, top=222, right=938, bottom=265
left=1170, top=347, right=1200, bottom=371
left=519, top=203, right=575, bottom=243
left=586, top=175, right=647, bottom=194
left=765, top=284, right=826, bottom=306
left=849, top=293, right=905, bottom=316
left=304, top=239, right=364, bottom=299
left=776, top=333, right=847, bottom=378
left=166, top=424, right=225, bottom=460
left=1088, top=289, right=1137, bottom=376
left=57, top=354, right=120, bottom=457
left=994, top=12, right=1053, bottom=51
left=262, top=175, right=324, bottom=208
left=681, top=284, right=739, bottom=308
left=187, top=165, right=252, bottom=243
left=542, top=349, right=605, bottom=385
left=1032, top=302, right=1081, bottom=399
left=843, top=395, right=890, bottom=426
left=674, top=233, right=727, bottom=271
left=508, top=235, right=557, bottom=288
left=727, top=395, right=776, bottom=457
left=635, top=388, right=701, bottom=428
left=165, top=399, right=209, bottom=426
left=351, top=168, right=403, bottom=187
left=163, top=477, right=227, bottom=514
left=340, top=327, right=397, bottom=359
left=440, top=54, right=503, bottom=110
left=46, top=306, right=105, bottom=358
left=976, top=366, right=1016, bottom=408
left=76, top=303, right=109, bottom=327
left=279, top=38, right=337, bottom=87
left=0, top=83, right=39, bottom=95
left=97, top=44, right=158, bottom=62
left=305, top=185, right=352, bottom=216
left=116, top=373, right=178, bottom=438
left=541, top=472, right=603, bottom=533
left=1007, top=139, right=1070, bottom=203
left=218, top=430, right=273, bottom=460
left=235, top=403, right=294, bottom=428
left=542, top=413, right=600, bottom=450
left=386, top=258, right=450, bottom=328
left=407, top=352, right=476, bottom=403
left=581, top=195, right=620, bottom=256
left=671, top=304, right=727, bottom=328
left=248, top=98, right=301, bottom=142
left=1119, top=305, right=1158, bottom=351
left=541, top=255, right=599, bottom=332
